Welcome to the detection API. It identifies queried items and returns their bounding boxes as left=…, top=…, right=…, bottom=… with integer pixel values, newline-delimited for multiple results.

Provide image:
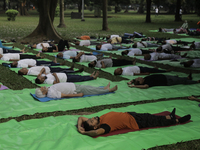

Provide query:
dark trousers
left=19, top=54, right=40, bottom=59
left=3, top=48, right=21, bottom=53
left=128, top=112, right=176, bottom=129
left=141, top=50, right=153, bottom=54
left=139, top=66, right=166, bottom=73
left=112, top=59, right=133, bottom=67
left=165, top=75, right=197, bottom=86
left=121, top=37, right=133, bottom=44
left=58, top=40, right=69, bottom=51
left=36, top=60, right=60, bottom=66
left=49, top=67, right=75, bottom=74
left=67, top=74, right=93, bottom=82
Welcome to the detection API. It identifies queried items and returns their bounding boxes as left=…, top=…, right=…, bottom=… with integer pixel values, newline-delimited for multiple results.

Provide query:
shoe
left=178, top=115, right=191, bottom=123
left=170, top=108, right=176, bottom=119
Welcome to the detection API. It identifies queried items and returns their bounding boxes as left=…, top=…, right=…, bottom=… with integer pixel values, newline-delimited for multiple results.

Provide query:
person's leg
left=112, top=45, right=128, bottom=50
left=36, top=60, right=60, bottom=66
left=139, top=66, right=167, bottom=73
left=74, top=84, right=109, bottom=95
left=171, top=46, right=189, bottom=51
left=67, top=75, right=94, bottom=82
left=49, top=67, right=75, bottom=74
left=147, top=43, right=160, bottom=47
left=3, top=48, right=21, bottom=53
left=165, top=75, right=198, bottom=86
left=0, top=40, right=12, bottom=49
left=112, top=59, right=133, bottom=67
left=141, top=50, right=153, bottom=54
left=121, top=38, right=133, bottom=44
left=19, top=54, right=41, bottom=59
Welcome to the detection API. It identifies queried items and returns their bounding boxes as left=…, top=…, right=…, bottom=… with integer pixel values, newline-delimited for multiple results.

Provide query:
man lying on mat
left=77, top=108, right=191, bottom=137
left=35, top=82, right=117, bottom=98
left=127, top=73, right=199, bottom=89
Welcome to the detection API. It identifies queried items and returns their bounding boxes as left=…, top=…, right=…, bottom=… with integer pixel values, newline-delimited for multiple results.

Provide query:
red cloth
left=93, top=111, right=192, bottom=138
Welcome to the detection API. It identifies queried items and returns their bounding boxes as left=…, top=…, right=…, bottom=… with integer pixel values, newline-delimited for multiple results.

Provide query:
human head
left=76, top=36, right=81, bottom=39
left=107, top=39, right=112, bottom=43
left=11, top=61, right=18, bottom=68
left=18, top=68, right=28, bottom=75
left=75, top=41, right=80, bottom=45
left=35, top=87, right=48, bottom=98
left=180, top=60, right=194, bottom=67
left=141, top=38, right=146, bottom=41
left=156, top=46, right=162, bottom=52
left=106, top=35, right=111, bottom=40
left=57, top=52, right=63, bottom=58
left=132, top=43, right=137, bottom=48
left=114, top=68, right=123, bottom=75
left=158, top=28, right=162, bottom=32
left=83, top=116, right=100, bottom=131
left=121, top=50, right=129, bottom=56
left=96, top=44, right=102, bottom=50
left=31, top=44, right=37, bottom=49
left=88, top=61, right=96, bottom=68
left=72, top=57, right=80, bottom=62
left=35, top=76, right=46, bottom=84
left=42, top=47, right=48, bottom=52
left=134, top=77, right=145, bottom=85
left=144, top=54, right=151, bottom=60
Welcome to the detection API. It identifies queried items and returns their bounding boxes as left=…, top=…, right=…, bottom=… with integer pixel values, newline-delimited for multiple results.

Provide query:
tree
left=175, top=0, right=182, bottom=21
left=102, top=0, right=108, bottom=31
left=145, top=0, right=151, bottom=23
left=19, top=0, right=29, bottom=16
left=57, top=0, right=66, bottom=28
left=25, top=0, right=62, bottom=42
left=137, top=0, right=144, bottom=13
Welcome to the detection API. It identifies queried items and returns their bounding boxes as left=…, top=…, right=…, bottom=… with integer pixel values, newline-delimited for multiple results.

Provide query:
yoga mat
left=0, top=100, right=199, bottom=150
left=0, top=85, right=9, bottom=90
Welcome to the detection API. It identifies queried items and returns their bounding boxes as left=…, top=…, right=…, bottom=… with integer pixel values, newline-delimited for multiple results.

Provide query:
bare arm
left=53, top=45, right=58, bottom=52
left=101, top=61, right=106, bottom=68
left=52, top=73, right=60, bottom=84
left=75, top=52, right=84, bottom=60
left=37, top=68, right=45, bottom=78
left=140, top=42, right=146, bottom=48
left=9, top=59, right=20, bottom=61
left=79, top=128, right=105, bottom=137
left=77, top=116, right=88, bottom=132
left=129, top=84, right=149, bottom=89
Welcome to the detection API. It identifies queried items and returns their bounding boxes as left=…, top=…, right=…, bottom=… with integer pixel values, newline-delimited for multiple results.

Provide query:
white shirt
left=128, top=48, right=142, bottom=56
left=161, top=44, right=172, bottom=51
left=17, top=59, right=37, bottom=68
left=191, top=59, right=200, bottom=67
left=80, top=55, right=97, bottom=62
left=44, top=73, right=67, bottom=85
left=122, top=66, right=140, bottom=76
left=165, top=40, right=177, bottom=45
left=0, top=48, right=3, bottom=54
left=136, top=42, right=147, bottom=48
left=1, top=53, right=20, bottom=61
left=101, top=44, right=112, bottom=51
left=47, top=83, right=77, bottom=98
left=110, top=35, right=119, bottom=39
left=194, top=42, right=200, bottom=49
left=36, top=43, right=50, bottom=49
left=79, top=40, right=91, bottom=46
left=157, top=53, right=181, bottom=60
left=150, top=52, right=159, bottom=60
left=155, top=8, right=158, bottom=13
left=95, top=59, right=113, bottom=68
left=63, top=51, right=77, bottom=59
left=27, top=66, right=51, bottom=76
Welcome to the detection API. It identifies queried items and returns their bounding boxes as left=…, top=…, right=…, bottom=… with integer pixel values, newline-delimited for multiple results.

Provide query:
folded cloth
left=30, top=91, right=114, bottom=102
left=92, top=111, right=192, bottom=138
left=0, top=85, right=9, bottom=90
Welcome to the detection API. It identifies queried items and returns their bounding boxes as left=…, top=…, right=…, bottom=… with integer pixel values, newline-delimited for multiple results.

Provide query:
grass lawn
left=0, top=9, right=200, bottom=150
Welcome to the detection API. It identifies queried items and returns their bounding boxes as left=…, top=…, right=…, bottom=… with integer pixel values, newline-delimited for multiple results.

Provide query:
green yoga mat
left=0, top=100, right=199, bottom=150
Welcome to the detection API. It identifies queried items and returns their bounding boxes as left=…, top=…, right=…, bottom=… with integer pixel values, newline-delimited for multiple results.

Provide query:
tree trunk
left=20, top=0, right=29, bottom=16
left=102, top=0, right=108, bottom=31
left=145, top=0, right=151, bottom=23
left=175, top=0, right=182, bottom=21
left=25, top=0, right=62, bottom=42
left=78, top=0, right=82, bottom=13
left=138, top=0, right=144, bottom=14
left=57, top=0, right=66, bottom=28
left=3, top=0, right=6, bottom=10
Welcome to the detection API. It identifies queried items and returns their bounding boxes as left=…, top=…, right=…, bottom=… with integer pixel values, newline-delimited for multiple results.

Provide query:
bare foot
left=104, top=82, right=110, bottom=90
left=132, top=58, right=136, bottom=65
left=93, top=71, right=99, bottom=79
left=109, top=85, right=118, bottom=92
left=90, top=71, right=95, bottom=77
left=36, top=52, right=40, bottom=57
left=21, top=48, right=25, bottom=53
left=54, top=58, right=57, bottom=63
left=188, top=96, right=200, bottom=101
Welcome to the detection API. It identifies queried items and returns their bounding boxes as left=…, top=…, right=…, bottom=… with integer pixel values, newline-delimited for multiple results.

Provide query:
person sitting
left=121, top=48, right=154, bottom=56
left=0, top=52, right=44, bottom=61
left=144, top=52, right=187, bottom=61
left=77, top=108, right=191, bottom=137
left=96, top=43, right=129, bottom=51
left=10, top=58, right=65, bottom=68
left=180, top=59, right=200, bottom=68
left=18, top=65, right=84, bottom=76
left=35, top=69, right=99, bottom=84
left=132, top=41, right=160, bottom=48
left=114, top=66, right=169, bottom=76
left=0, top=47, right=26, bottom=54
left=42, top=39, right=70, bottom=52
left=127, top=73, right=199, bottom=89
left=88, top=58, right=135, bottom=68
left=35, top=82, right=117, bottom=98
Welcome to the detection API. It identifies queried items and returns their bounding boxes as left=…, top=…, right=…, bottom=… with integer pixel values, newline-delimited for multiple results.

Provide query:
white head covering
left=35, top=88, right=46, bottom=98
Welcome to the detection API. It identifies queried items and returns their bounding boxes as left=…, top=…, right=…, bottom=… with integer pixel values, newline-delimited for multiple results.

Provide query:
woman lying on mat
left=35, top=82, right=117, bottom=98
left=77, top=108, right=191, bottom=137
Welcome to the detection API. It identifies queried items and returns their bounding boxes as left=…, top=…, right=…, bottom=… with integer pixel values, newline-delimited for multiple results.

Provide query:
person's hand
left=100, top=61, right=103, bottom=64
left=77, top=93, right=84, bottom=97
left=128, top=85, right=135, bottom=88
left=52, top=73, right=57, bottom=76
left=78, top=126, right=85, bottom=134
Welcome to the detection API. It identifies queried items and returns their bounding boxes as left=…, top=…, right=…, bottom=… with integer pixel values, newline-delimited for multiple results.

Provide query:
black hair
left=35, top=78, right=43, bottom=84
left=83, top=121, right=94, bottom=131
left=18, top=70, right=24, bottom=75
left=10, top=63, right=17, bottom=68
left=158, top=28, right=162, bottom=32
left=121, top=51, right=128, bottom=56
left=132, top=79, right=140, bottom=85
left=132, top=44, right=137, bottom=48
left=88, top=63, right=94, bottom=68
left=96, top=45, right=101, bottom=50
left=72, top=58, right=79, bottom=63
